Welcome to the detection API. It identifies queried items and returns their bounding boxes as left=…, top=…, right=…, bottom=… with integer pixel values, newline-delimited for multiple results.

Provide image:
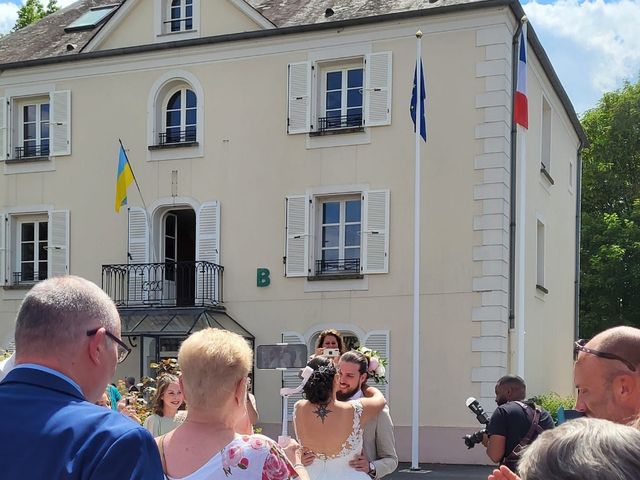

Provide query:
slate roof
left=0, top=0, right=123, bottom=64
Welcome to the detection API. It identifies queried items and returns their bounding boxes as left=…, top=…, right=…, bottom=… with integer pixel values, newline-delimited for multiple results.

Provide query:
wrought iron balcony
left=315, top=258, right=360, bottom=274
left=158, top=129, right=197, bottom=145
left=15, top=144, right=50, bottom=160
left=102, top=261, right=223, bottom=308
left=12, top=270, right=47, bottom=285
left=317, top=113, right=363, bottom=132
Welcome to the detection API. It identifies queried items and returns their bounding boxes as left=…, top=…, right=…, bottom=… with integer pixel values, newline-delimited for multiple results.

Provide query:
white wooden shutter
left=50, top=90, right=71, bottom=156
left=364, top=52, right=392, bottom=127
left=287, top=62, right=311, bottom=134
left=285, top=195, right=309, bottom=277
left=196, top=201, right=220, bottom=302
left=128, top=207, right=149, bottom=304
left=362, top=189, right=389, bottom=274
left=282, top=331, right=306, bottom=420
left=0, top=97, right=7, bottom=161
left=0, top=212, right=7, bottom=285
left=48, top=210, right=69, bottom=278
left=364, top=330, right=390, bottom=399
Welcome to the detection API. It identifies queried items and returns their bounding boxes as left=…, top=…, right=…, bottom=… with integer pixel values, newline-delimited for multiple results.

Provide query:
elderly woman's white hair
left=518, top=417, right=640, bottom=479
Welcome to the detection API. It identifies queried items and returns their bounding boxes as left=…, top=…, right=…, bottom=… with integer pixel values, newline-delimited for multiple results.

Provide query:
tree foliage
left=580, top=80, right=640, bottom=338
left=12, top=0, right=59, bottom=32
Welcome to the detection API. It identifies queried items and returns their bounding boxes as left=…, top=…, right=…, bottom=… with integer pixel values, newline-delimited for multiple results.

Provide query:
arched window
left=163, top=88, right=196, bottom=144
left=170, top=0, right=193, bottom=32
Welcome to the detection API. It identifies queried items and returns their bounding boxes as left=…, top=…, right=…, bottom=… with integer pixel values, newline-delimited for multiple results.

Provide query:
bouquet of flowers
left=356, top=346, right=388, bottom=384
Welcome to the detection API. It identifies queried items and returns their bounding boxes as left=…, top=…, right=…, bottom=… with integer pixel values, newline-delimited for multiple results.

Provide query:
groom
left=337, top=351, right=398, bottom=478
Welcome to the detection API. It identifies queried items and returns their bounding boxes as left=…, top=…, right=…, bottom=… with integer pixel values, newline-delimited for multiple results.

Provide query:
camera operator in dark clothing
left=482, top=375, right=554, bottom=473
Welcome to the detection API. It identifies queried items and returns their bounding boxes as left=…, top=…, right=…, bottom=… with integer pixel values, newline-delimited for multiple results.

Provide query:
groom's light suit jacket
left=362, top=405, right=398, bottom=478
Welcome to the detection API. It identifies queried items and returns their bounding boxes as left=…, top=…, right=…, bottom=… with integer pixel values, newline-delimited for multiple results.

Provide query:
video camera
left=463, top=397, right=490, bottom=449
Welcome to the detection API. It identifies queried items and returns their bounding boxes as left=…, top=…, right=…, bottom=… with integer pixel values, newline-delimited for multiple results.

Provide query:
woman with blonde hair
left=143, top=373, right=186, bottom=437
left=157, top=328, right=308, bottom=480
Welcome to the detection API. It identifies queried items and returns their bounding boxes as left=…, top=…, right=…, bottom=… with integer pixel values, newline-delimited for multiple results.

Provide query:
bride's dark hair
left=303, top=355, right=336, bottom=404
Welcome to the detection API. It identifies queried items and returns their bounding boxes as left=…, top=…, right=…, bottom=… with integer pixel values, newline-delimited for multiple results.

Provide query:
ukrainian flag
left=115, top=145, right=134, bottom=213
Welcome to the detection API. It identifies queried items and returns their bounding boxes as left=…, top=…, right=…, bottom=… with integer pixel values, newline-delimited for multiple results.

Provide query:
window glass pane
left=167, top=92, right=181, bottom=110
left=40, top=140, right=50, bottom=155
left=166, top=214, right=176, bottom=233
left=186, top=109, right=197, bottom=125
left=344, top=247, right=360, bottom=260
left=185, top=18, right=192, bottom=30
left=347, top=69, right=363, bottom=88
left=347, top=108, right=362, bottom=126
left=345, top=224, right=361, bottom=247
left=165, top=238, right=175, bottom=260
left=22, top=242, right=35, bottom=261
left=186, top=0, right=192, bottom=4
left=172, top=0, right=180, bottom=5
left=23, top=105, right=36, bottom=123
left=40, top=104, right=49, bottom=121
left=24, top=123, right=36, bottom=140
left=39, top=222, right=48, bottom=241
left=21, top=223, right=35, bottom=242
left=166, top=111, right=181, bottom=127
left=345, top=200, right=361, bottom=222
left=186, top=90, right=196, bottom=108
left=171, top=20, right=181, bottom=31
left=38, top=266, right=48, bottom=280
left=347, top=89, right=362, bottom=108
left=41, top=122, right=50, bottom=139
left=326, top=71, right=342, bottom=91
left=22, top=263, right=34, bottom=281
left=326, top=91, right=342, bottom=110
left=185, top=5, right=192, bottom=16
left=322, top=226, right=339, bottom=248
left=39, top=242, right=48, bottom=260
left=322, top=202, right=340, bottom=224
left=322, top=249, right=338, bottom=262
left=185, top=126, right=196, bottom=141
left=166, top=127, right=180, bottom=142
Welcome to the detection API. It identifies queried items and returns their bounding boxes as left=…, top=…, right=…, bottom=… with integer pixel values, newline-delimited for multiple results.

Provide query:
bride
left=293, top=356, right=386, bottom=480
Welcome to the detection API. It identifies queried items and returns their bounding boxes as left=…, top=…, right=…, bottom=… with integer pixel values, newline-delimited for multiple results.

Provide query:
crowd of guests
left=2, top=275, right=640, bottom=479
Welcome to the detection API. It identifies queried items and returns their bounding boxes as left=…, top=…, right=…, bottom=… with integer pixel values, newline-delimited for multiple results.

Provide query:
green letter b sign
left=257, top=268, right=270, bottom=287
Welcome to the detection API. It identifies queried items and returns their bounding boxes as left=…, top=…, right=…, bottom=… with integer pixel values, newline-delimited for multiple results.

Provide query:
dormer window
left=169, top=0, right=193, bottom=33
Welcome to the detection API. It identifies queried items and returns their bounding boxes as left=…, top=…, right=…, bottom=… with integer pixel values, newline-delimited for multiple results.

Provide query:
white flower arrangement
left=356, top=346, right=388, bottom=384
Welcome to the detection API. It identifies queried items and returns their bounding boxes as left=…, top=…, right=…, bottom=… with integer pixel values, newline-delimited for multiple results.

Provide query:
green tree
left=12, top=0, right=59, bottom=32
left=580, top=80, right=640, bottom=338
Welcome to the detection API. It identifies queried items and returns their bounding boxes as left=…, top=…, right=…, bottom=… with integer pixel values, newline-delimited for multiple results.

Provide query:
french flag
left=514, top=24, right=528, bottom=129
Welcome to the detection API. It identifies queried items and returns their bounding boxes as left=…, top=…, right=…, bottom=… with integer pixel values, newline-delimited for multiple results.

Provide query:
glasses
left=87, top=328, right=131, bottom=363
left=574, top=339, right=636, bottom=372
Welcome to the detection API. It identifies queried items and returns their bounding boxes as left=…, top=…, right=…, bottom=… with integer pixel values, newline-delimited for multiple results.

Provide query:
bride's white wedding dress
left=294, top=400, right=370, bottom=480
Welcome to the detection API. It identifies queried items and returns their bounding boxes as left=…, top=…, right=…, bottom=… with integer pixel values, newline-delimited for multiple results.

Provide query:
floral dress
left=164, top=434, right=298, bottom=480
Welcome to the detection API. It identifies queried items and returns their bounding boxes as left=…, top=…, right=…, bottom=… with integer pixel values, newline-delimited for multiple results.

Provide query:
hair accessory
left=280, top=366, right=314, bottom=397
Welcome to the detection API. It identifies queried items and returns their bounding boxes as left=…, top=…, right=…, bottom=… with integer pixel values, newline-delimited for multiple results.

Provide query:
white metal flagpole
left=516, top=132, right=526, bottom=378
left=411, top=30, right=423, bottom=471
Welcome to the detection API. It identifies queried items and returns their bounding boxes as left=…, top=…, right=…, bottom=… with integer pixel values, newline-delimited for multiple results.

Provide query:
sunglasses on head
left=574, top=339, right=636, bottom=372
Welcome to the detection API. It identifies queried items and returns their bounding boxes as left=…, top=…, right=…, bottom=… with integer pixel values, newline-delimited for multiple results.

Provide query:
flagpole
left=516, top=20, right=528, bottom=378
left=118, top=138, right=155, bottom=263
left=411, top=29, right=423, bottom=471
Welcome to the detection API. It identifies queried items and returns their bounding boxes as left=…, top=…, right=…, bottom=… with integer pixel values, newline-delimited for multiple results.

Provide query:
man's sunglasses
left=87, top=328, right=131, bottom=363
left=574, top=339, right=636, bottom=372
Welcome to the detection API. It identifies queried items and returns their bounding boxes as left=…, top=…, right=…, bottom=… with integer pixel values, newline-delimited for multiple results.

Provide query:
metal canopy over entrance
left=118, top=307, right=254, bottom=378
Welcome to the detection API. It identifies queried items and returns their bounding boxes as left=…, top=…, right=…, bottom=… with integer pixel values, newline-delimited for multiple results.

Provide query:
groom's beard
left=336, top=384, right=361, bottom=401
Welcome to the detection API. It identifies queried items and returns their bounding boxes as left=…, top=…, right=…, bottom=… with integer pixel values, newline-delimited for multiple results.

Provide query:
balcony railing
left=315, top=258, right=360, bottom=274
left=12, top=270, right=47, bottom=285
left=102, top=261, right=223, bottom=308
left=158, top=129, right=197, bottom=145
left=15, top=144, right=50, bottom=160
left=317, top=113, right=363, bottom=132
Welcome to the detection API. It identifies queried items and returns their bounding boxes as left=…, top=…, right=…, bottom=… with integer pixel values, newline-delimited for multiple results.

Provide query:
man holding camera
left=482, top=375, right=554, bottom=472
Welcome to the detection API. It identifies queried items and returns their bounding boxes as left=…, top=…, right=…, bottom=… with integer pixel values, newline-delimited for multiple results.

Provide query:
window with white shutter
left=286, top=189, right=389, bottom=278
left=3, top=210, right=69, bottom=286
left=48, top=210, right=69, bottom=278
left=287, top=62, right=312, bottom=134
left=196, top=201, right=220, bottom=301
left=285, top=195, right=309, bottom=277
left=288, top=52, right=392, bottom=136
left=50, top=91, right=71, bottom=156
left=282, top=331, right=305, bottom=420
left=128, top=207, right=149, bottom=304
left=0, top=97, right=7, bottom=161
left=364, top=330, right=390, bottom=399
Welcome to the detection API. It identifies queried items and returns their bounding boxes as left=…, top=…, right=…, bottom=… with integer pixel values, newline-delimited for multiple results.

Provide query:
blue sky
left=1, top=0, right=639, bottom=116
